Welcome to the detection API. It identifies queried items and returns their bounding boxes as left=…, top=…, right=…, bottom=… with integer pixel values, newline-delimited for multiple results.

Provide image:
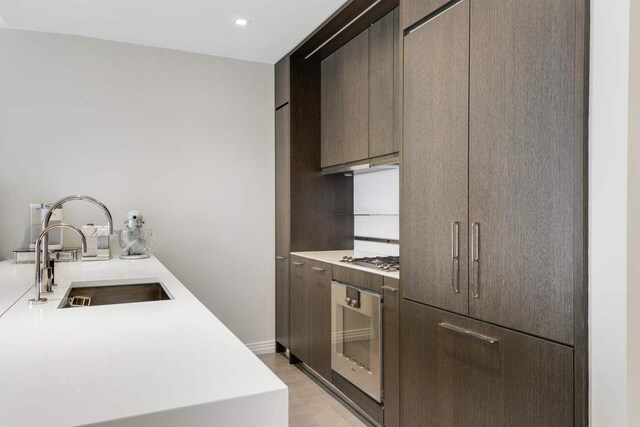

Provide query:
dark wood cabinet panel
left=332, top=264, right=383, bottom=293
left=468, top=0, right=575, bottom=344
left=369, top=10, right=395, bottom=158
left=401, top=0, right=469, bottom=315
left=382, top=277, right=400, bottom=427
left=275, top=106, right=291, bottom=258
left=321, top=50, right=344, bottom=168
left=401, top=300, right=574, bottom=426
left=289, top=255, right=310, bottom=363
left=275, top=55, right=290, bottom=109
left=275, top=105, right=290, bottom=348
left=309, top=260, right=332, bottom=381
left=401, top=0, right=451, bottom=30
left=275, top=256, right=289, bottom=348
left=332, top=372, right=384, bottom=425
left=392, top=7, right=401, bottom=154
left=342, top=30, right=370, bottom=163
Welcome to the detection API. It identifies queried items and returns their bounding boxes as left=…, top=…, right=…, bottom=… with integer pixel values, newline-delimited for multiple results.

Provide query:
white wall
left=0, top=29, right=275, bottom=348
left=589, top=0, right=630, bottom=425
left=628, top=0, right=640, bottom=423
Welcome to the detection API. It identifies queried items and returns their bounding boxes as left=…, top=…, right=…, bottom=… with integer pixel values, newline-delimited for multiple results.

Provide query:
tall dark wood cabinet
left=275, top=105, right=290, bottom=348
left=402, top=301, right=574, bottom=426
left=468, top=0, right=576, bottom=345
left=400, top=0, right=587, bottom=424
left=402, top=0, right=469, bottom=316
left=274, top=53, right=354, bottom=354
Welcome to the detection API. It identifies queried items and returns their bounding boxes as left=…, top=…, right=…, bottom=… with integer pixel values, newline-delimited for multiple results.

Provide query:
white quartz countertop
left=0, top=257, right=287, bottom=427
left=289, top=250, right=400, bottom=280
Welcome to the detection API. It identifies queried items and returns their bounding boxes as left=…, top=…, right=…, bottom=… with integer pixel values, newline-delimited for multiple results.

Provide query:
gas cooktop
left=340, top=255, right=399, bottom=272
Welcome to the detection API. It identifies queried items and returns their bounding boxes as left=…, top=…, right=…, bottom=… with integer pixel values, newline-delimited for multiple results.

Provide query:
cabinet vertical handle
left=471, top=222, right=480, bottom=298
left=451, top=221, right=460, bottom=294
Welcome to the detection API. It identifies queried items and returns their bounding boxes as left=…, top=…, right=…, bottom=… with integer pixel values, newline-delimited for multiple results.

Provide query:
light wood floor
left=259, top=353, right=369, bottom=427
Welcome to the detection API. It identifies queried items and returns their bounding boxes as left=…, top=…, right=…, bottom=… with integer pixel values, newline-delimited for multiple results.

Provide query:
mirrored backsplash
left=353, top=167, right=399, bottom=256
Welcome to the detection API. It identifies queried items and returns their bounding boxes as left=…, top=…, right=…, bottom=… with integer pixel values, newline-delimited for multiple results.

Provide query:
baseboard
left=246, top=340, right=276, bottom=355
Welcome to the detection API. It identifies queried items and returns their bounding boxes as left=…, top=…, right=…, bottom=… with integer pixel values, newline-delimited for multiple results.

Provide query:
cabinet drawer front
left=401, top=300, right=573, bottom=426
left=332, top=264, right=383, bottom=293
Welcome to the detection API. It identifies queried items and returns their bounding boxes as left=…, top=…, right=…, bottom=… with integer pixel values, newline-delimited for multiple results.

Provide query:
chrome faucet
left=40, top=195, right=113, bottom=292
left=29, top=224, right=88, bottom=305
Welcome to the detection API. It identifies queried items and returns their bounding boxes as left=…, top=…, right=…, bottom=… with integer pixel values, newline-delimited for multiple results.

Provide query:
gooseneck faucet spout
left=29, top=224, right=88, bottom=306
left=40, top=195, right=113, bottom=292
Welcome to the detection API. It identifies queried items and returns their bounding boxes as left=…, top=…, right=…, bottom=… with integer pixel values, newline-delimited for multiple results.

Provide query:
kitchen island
left=0, top=257, right=287, bottom=427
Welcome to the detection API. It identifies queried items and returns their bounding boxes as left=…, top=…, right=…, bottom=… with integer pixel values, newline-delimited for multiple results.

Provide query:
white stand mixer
left=118, top=210, right=155, bottom=260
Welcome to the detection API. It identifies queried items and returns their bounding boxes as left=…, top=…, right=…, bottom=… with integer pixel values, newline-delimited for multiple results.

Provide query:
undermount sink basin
left=58, top=278, right=172, bottom=309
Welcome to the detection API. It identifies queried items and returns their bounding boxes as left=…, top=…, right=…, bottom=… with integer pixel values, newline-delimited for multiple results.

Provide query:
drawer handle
left=381, top=285, right=398, bottom=293
left=292, top=262, right=304, bottom=266
left=451, top=221, right=460, bottom=294
left=311, top=267, right=325, bottom=272
left=276, top=256, right=286, bottom=260
left=438, top=322, right=497, bottom=344
left=471, top=222, right=480, bottom=298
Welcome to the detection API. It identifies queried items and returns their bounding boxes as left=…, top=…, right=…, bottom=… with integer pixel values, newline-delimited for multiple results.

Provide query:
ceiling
left=0, top=0, right=348, bottom=64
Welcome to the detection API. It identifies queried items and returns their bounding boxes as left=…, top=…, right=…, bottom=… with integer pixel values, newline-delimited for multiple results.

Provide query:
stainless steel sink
left=58, top=278, right=172, bottom=309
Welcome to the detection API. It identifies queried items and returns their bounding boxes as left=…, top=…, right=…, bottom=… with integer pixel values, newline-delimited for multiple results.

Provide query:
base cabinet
left=309, top=260, right=332, bottom=381
left=401, top=300, right=574, bottom=426
left=290, top=255, right=310, bottom=363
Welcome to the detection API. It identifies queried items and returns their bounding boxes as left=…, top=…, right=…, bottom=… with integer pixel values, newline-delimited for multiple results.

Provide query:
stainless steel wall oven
left=331, top=281, right=383, bottom=402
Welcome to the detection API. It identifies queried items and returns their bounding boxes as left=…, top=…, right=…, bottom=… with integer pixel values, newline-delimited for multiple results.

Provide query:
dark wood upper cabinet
left=402, top=0, right=469, bottom=315
left=342, top=29, right=370, bottom=164
left=309, top=260, right=332, bottom=381
left=401, top=0, right=451, bottom=30
left=369, top=11, right=395, bottom=158
left=468, top=0, right=575, bottom=345
left=402, top=300, right=574, bottom=427
left=275, top=105, right=290, bottom=348
left=289, top=255, right=310, bottom=363
left=275, top=56, right=290, bottom=109
left=321, top=49, right=344, bottom=168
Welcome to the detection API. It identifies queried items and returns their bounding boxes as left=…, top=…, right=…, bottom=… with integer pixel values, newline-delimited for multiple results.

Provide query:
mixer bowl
left=118, top=229, right=156, bottom=259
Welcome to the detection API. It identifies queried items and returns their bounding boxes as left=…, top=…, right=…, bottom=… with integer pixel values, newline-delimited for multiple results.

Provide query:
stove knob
left=350, top=300, right=357, bottom=307
left=345, top=298, right=351, bottom=304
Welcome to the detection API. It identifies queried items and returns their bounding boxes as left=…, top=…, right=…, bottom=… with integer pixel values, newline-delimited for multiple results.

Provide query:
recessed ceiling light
left=233, top=17, right=250, bottom=27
